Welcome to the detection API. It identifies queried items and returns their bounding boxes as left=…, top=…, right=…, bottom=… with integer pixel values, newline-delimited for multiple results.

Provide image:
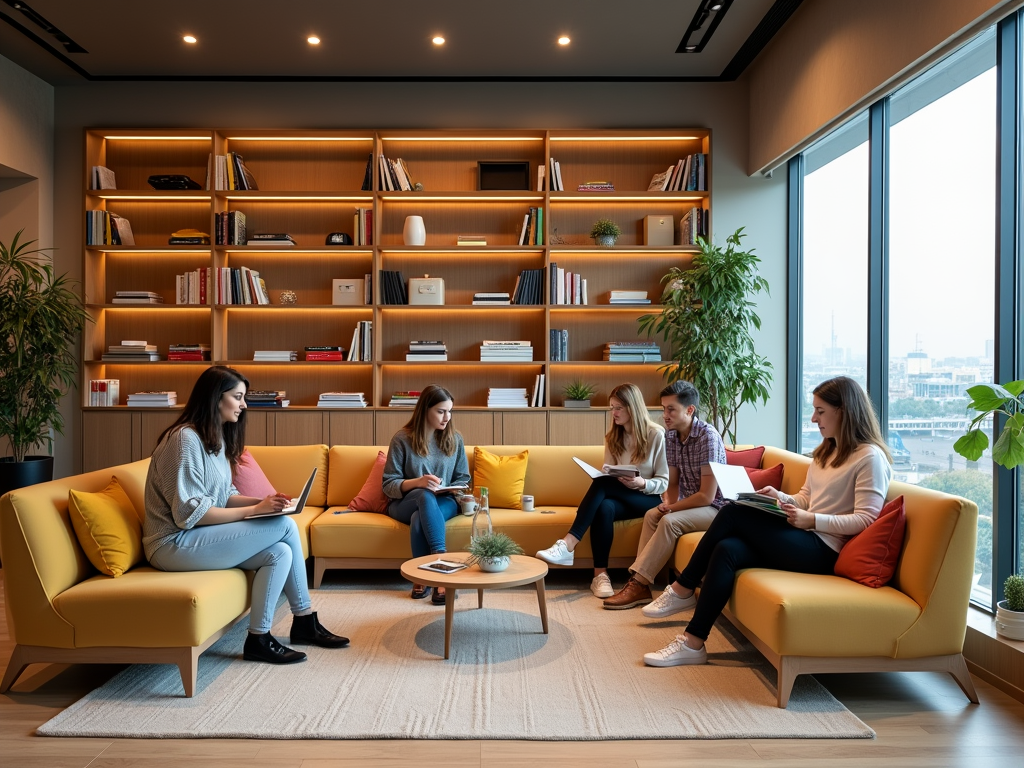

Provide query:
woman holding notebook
left=383, top=384, right=472, bottom=604
left=642, top=375, right=893, bottom=668
left=143, top=366, right=349, bottom=666
left=536, top=383, right=668, bottom=598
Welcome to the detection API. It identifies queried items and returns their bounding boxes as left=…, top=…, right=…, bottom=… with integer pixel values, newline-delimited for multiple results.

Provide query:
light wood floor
left=3, top=569, right=1024, bottom=768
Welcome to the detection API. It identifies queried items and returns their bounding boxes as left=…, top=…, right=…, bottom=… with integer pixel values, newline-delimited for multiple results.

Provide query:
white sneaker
left=536, top=539, right=574, bottom=566
left=590, top=572, right=614, bottom=598
left=641, top=587, right=696, bottom=619
left=643, top=635, right=708, bottom=667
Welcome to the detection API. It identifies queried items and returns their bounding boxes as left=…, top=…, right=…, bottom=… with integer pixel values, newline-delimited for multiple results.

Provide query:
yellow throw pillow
left=472, top=448, right=529, bottom=509
left=68, top=477, right=143, bottom=577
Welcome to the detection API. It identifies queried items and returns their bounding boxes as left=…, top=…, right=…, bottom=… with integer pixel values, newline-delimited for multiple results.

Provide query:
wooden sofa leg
left=175, top=647, right=200, bottom=698
left=948, top=653, right=980, bottom=704
left=313, top=557, right=326, bottom=589
left=0, top=645, right=30, bottom=693
left=776, top=657, right=798, bottom=708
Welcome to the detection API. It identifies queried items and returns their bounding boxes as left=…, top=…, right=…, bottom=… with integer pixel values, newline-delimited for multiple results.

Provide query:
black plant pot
left=0, top=455, right=55, bottom=499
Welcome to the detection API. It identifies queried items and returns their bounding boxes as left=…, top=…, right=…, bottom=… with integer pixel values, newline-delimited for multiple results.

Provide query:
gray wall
left=53, top=79, right=786, bottom=474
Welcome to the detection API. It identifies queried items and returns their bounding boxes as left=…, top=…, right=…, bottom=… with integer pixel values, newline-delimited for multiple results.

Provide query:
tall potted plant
left=0, top=230, right=90, bottom=494
left=638, top=228, right=772, bottom=445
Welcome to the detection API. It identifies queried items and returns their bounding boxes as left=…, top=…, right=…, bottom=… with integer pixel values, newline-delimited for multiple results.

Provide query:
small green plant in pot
left=997, top=574, right=1024, bottom=640
left=563, top=378, right=598, bottom=408
left=589, top=218, right=621, bottom=247
left=467, top=531, right=524, bottom=572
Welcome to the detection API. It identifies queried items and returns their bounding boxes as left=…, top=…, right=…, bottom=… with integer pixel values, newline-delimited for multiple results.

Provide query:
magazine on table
left=418, top=558, right=469, bottom=573
left=572, top=457, right=640, bottom=479
left=707, top=463, right=786, bottom=517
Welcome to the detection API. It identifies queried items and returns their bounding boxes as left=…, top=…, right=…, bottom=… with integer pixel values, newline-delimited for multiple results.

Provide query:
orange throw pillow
left=726, top=446, right=765, bottom=469
left=834, top=495, right=906, bottom=588
left=348, top=451, right=390, bottom=512
left=746, top=462, right=783, bottom=492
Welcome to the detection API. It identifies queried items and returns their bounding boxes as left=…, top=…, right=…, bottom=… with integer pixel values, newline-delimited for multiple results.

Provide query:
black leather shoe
left=243, top=631, right=307, bottom=664
left=290, top=611, right=350, bottom=648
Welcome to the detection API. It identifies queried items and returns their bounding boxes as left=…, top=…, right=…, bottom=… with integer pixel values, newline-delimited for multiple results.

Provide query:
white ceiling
left=0, top=0, right=788, bottom=84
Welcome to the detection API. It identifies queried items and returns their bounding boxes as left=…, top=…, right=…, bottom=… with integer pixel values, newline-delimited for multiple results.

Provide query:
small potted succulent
left=562, top=378, right=598, bottom=408
left=589, top=218, right=621, bottom=247
left=466, top=531, right=524, bottom=572
left=996, top=573, right=1024, bottom=640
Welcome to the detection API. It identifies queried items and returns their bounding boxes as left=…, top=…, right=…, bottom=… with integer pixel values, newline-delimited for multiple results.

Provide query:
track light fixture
left=676, top=0, right=733, bottom=54
left=4, top=0, right=87, bottom=52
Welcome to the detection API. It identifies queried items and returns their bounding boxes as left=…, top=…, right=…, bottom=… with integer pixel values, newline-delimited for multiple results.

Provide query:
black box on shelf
left=478, top=161, right=531, bottom=191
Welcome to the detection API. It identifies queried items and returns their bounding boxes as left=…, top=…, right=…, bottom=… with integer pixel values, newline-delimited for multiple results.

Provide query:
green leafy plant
left=0, top=230, right=90, bottom=462
left=589, top=218, right=621, bottom=238
left=562, top=378, right=598, bottom=401
left=954, top=382, right=1024, bottom=469
left=1004, top=574, right=1024, bottom=612
left=466, top=531, right=524, bottom=565
left=638, top=228, right=772, bottom=445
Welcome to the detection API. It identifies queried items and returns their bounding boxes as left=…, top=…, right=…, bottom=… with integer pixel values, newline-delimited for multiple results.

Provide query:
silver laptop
left=245, top=467, right=317, bottom=518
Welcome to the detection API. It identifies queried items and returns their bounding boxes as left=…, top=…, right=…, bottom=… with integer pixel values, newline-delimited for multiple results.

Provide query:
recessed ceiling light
left=685, top=45, right=697, bottom=51
left=183, top=35, right=197, bottom=44
left=711, top=3, right=722, bottom=9
left=432, top=36, right=445, bottom=45
left=307, top=36, right=320, bottom=45
left=558, top=36, right=570, bottom=46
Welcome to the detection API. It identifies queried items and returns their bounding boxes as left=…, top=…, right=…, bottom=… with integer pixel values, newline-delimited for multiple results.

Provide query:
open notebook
left=707, top=462, right=785, bottom=516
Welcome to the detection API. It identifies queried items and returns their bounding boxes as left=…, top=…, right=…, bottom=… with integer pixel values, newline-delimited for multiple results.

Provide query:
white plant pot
left=403, top=215, right=426, bottom=246
left=996, top=601, right=1024, bottom=640
left=478, top=555, right=510, bottom=572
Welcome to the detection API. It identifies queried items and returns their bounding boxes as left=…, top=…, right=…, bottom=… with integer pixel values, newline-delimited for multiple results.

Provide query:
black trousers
left=567, top=476, right=653, bottom=569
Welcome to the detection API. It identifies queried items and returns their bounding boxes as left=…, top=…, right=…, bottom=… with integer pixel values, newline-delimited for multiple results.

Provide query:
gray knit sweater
left=143, top=426, right=238, bottom=559
left=382, top=429, right=471, bottom=499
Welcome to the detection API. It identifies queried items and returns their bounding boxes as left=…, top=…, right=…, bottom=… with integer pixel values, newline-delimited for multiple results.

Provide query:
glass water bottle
left=471, top=486, right=492, bottom=541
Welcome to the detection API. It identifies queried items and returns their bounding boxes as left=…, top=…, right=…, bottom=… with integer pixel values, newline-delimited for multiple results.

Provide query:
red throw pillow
left=726, top=446, right=765, bottom=469
left=232, top=449, right=276, bottom=498
left=746, top=462, right=783, bottom=492
left=348, top=451, right=390, bottom=513
left=834, top=495, right=906, bottom=588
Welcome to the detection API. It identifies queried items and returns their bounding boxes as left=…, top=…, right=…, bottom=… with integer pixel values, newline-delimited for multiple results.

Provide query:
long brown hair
left=402, top=384, right=459, bottom=457
left=811, top=376, right=891, bottom=469
left=605, top=383, right=661, bottom=463
left=158, top=366, right=249, bottom=467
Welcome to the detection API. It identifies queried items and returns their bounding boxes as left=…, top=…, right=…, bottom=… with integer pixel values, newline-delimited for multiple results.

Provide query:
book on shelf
left=169, top=228, right=210, bottom=246
left=208, top=153, right=258, bottom=190
left=608, top=290, right=650, bottom=304
left=253, top=351, right=297, bottom=361
left=511, top=267, right=544, bottom=305
left=87, top=211, right=135, bottom=246
left=604, top=341, right=662, bottom=362
left=407, top=340, right=448, bottom=361
left=577, top=181, right=615, bottom=192
left=246, top=233, right=295, bottom=247
left=317, top=392, right=367, bottom=408
left=304, top=345, right=345, bottom=361
left=679, top=205, right=709, bottom=245
left=126, top=391, right=177, bottom=407
left=112, top=290, right=163, bottom=304
left=549, top=328, right=569, bottom=361
left=246, top=390, right=289, bottom=408
left=215, top=211, right=247, bottom=246
left=480, top=340, right=533, bottom=361
left=353, top=207, right=373, bottom=246
left=536, top=164, right=545, bottom=191
left=89, top=379, right=120, bottom=406
left=457, top=235, right=488, bottom=246
left=91, top=166, right=116, bottom=190
left=648, top=166, right=674, bottom=191
left=529, top=373, right=546, bottom=407
left=378, top=269, right=408, bottom=305
left=360, top=154, right=373, bottom=191
left=487, top=388, right=530, bottom=408
left=168, top=343, right=211, bottom=361
left=517, top=207, right=543, bottom=246
left=388, top=391, right=421, bottom=407
left=101, top=347, right=160, bottom=362
left=347, top=320, right=372, bottom=362
left=472, top=292, right=511, bottom=305
left=547, top=157, right=564, bottom=191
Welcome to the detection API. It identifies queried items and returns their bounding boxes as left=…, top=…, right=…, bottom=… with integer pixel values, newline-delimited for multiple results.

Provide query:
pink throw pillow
left=834, top=495, right=906, bottom=588
left=348, top=451, right=390, bottom=513
left=726, top=446, right=765, bottom=469
left=746, top=462, right=784, bottom=492
left=232, top=449, right=277, bottom=498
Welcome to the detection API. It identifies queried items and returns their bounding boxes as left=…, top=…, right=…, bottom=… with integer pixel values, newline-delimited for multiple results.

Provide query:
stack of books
left=208, top=152, right=259, bottom=190
left=577, top=181, right=615, bottom=192
left=246, top=390, right=289, bottom=407
left=127, top=391, right=177, bottom=407
left=87, top=211, right=135, bottom=246
left=215, top=211, right=246, bottom=245
left=348, top=320, right=372, bottom=361
left=407, top=340, right=448, bottom=361
left=101, top=341, right=159, bottom=362
left=89, top=379, right=120, bottom=406
left=511, top=267, right=545, bottom=305
left=517, top=207, right=543, bottom=246
left=457, top=235, right=487, bottom=247
left=604, top=342, right=662, bottom=362
left=168, top=229, right=210, bottom=245
left=487, top=388, right=529, bottom=408
left=112, top=290, right=163, bottom=305
left=168, top=344, right=211, bottom=361
left=378, top=270, right=408, bottom=304
left=530, top=373, right=547, bottom=407
left=480, top=340, right=533, bottom=362
left=304, top=346, right=345, bottom=361
left=609, top=290, right=650, bottom=305
left=549, top=264, right=588, bottom=305
left=549, top=329, right=569, bottom=361
left=317, top=392, right=367, bottom=408
left=247, top=233, right=295, bottom=247
left=389, top=391, right=420, bottom=407
left=354, top=208, right=373, bottom=246
left=472, top=292, right=510, bottom=306
left=253, top=350, right=297, bottom=362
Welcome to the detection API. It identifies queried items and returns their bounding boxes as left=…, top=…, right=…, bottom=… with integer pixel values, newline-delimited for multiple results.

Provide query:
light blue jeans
left=149, top=515, right=311, bottom=634
left=387, top=489, right=459, bottom=557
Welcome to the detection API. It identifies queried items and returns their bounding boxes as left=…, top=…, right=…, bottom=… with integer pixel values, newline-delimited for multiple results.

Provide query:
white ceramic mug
left=521, top=494, right=535, bottom=511
left=459, top=495, right=478, bottom=516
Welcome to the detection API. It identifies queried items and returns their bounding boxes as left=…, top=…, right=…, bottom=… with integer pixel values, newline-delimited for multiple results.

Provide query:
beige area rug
left=38, top=577, right=872, bottom=740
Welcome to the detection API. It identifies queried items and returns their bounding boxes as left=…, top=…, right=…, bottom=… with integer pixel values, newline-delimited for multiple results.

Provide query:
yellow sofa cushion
left=473, top=447, right=528, bottom=509
left=67, top=478, right=143, bottom=577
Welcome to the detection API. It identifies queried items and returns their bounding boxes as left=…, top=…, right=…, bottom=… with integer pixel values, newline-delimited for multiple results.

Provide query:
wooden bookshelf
left=81, top=128, right=710, bottom=468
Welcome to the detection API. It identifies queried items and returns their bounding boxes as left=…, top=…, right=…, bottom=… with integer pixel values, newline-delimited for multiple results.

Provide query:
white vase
left=996, top=601, right=1024, bottom=640
left=478, top=555, right=510, bottom=573
left=403, top=215, right=426, bottom=246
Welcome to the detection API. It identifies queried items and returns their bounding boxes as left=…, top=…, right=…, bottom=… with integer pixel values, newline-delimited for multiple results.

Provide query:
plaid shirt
left=665, top=417, right=726, bottom=508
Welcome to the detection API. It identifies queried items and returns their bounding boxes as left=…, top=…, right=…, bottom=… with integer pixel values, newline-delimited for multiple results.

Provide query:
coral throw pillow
left=349, top=451, right=390, bottom=512
left=746, top=463, right=784, bottom=492
left=726, top=446, right=765, bottom=469
left=232, top=449, right=277, bottom=498
left=835, top=495, right=906, bottom=588
left=473, top=447, right=529, bottom=509
left=68, top=477, right=143, bottom=577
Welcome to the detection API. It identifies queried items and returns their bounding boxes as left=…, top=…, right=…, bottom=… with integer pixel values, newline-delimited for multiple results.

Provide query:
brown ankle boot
left=603, top=576, right=653, bottom=610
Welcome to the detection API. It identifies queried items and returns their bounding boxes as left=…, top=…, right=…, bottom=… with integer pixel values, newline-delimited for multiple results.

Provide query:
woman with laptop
left=642, top=375, right=892, bottom=668
left=143, top=366, right=349, bottom=666
left=536, top=382, right=669, bottom=599
left=383, top=384, right=472, bottom=605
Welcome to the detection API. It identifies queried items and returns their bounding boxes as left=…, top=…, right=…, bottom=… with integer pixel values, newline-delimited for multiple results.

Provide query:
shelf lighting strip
left=381, top=137, right=543, bottom=142
left=379, top=195, right=542, bottom=202
left=222, top=249, right=373, bottom=254
left=550, top=136, right=700, bottom=141
left=93, top=195, right=211, bottom=201
left=222, top=195, right=372, bottom=201
left=226, top=137, right=373, bottom=141
left=103, top=136, right=210, bottom=141
left=554, top=195, right=704, bottom=202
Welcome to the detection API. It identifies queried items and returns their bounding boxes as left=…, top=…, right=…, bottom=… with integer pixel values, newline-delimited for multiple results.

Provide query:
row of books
left=172, top=266, right=271, bottom=305
left=215, top=211, right=247, bottom=246
left=549, top=264, right=588, bottom=305
left=86, top=211, right=135, bottom=246
left=101, top=340, right=159, bottom=362
left=378, top=270, right=408, bottom=304
left=541, top=158, right=565, bottom=191
left=318, top=392, right=367, bottom=408
left=549, top=328, right=569, bottom=361
left=604, top=341, right=662, bottom=362
left=354, top=208, right=373, bottom=246
left=517, top=207, right=544, bottom=246
left=379, top=155, right=415, bottom=191
left=609, top=290, right=649, bottom=305
left=679, top=206, right=710, bottom=245
left=487, top=388, right=529, bottom=408
left=511, top=267, right=545, bottom=305
left=480, top=340, right=533, bottom=362
left=246, top=390, right=289, bottom=407
left=89, top=379, right=120, bottom=406
left=406, top=340, right=447, bottom=361
left=208, top=153, right=259, bottom=191
left=530, top=373, right=547, bottom=407
left=349, top=320, right=373, bottom=361
left=648, top=154, right=708, bottom=192
left=112, top=290, right=163, bottom=305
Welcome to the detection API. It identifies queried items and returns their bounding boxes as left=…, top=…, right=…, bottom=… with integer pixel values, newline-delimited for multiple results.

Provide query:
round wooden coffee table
left=399, top=554, right=549, bottom=659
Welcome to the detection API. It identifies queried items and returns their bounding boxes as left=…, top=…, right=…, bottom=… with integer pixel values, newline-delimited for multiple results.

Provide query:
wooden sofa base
left=723, top=608, right=980, bottom=708
left=0, top=610, right=248, bottom=698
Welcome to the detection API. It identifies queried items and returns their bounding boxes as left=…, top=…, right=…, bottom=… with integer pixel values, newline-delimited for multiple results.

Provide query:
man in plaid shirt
left=603, top=380, right=725, bottom=611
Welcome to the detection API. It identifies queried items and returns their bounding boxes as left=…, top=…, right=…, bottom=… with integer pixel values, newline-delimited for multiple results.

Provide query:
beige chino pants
left=630, top=505, right=719, bottom=584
